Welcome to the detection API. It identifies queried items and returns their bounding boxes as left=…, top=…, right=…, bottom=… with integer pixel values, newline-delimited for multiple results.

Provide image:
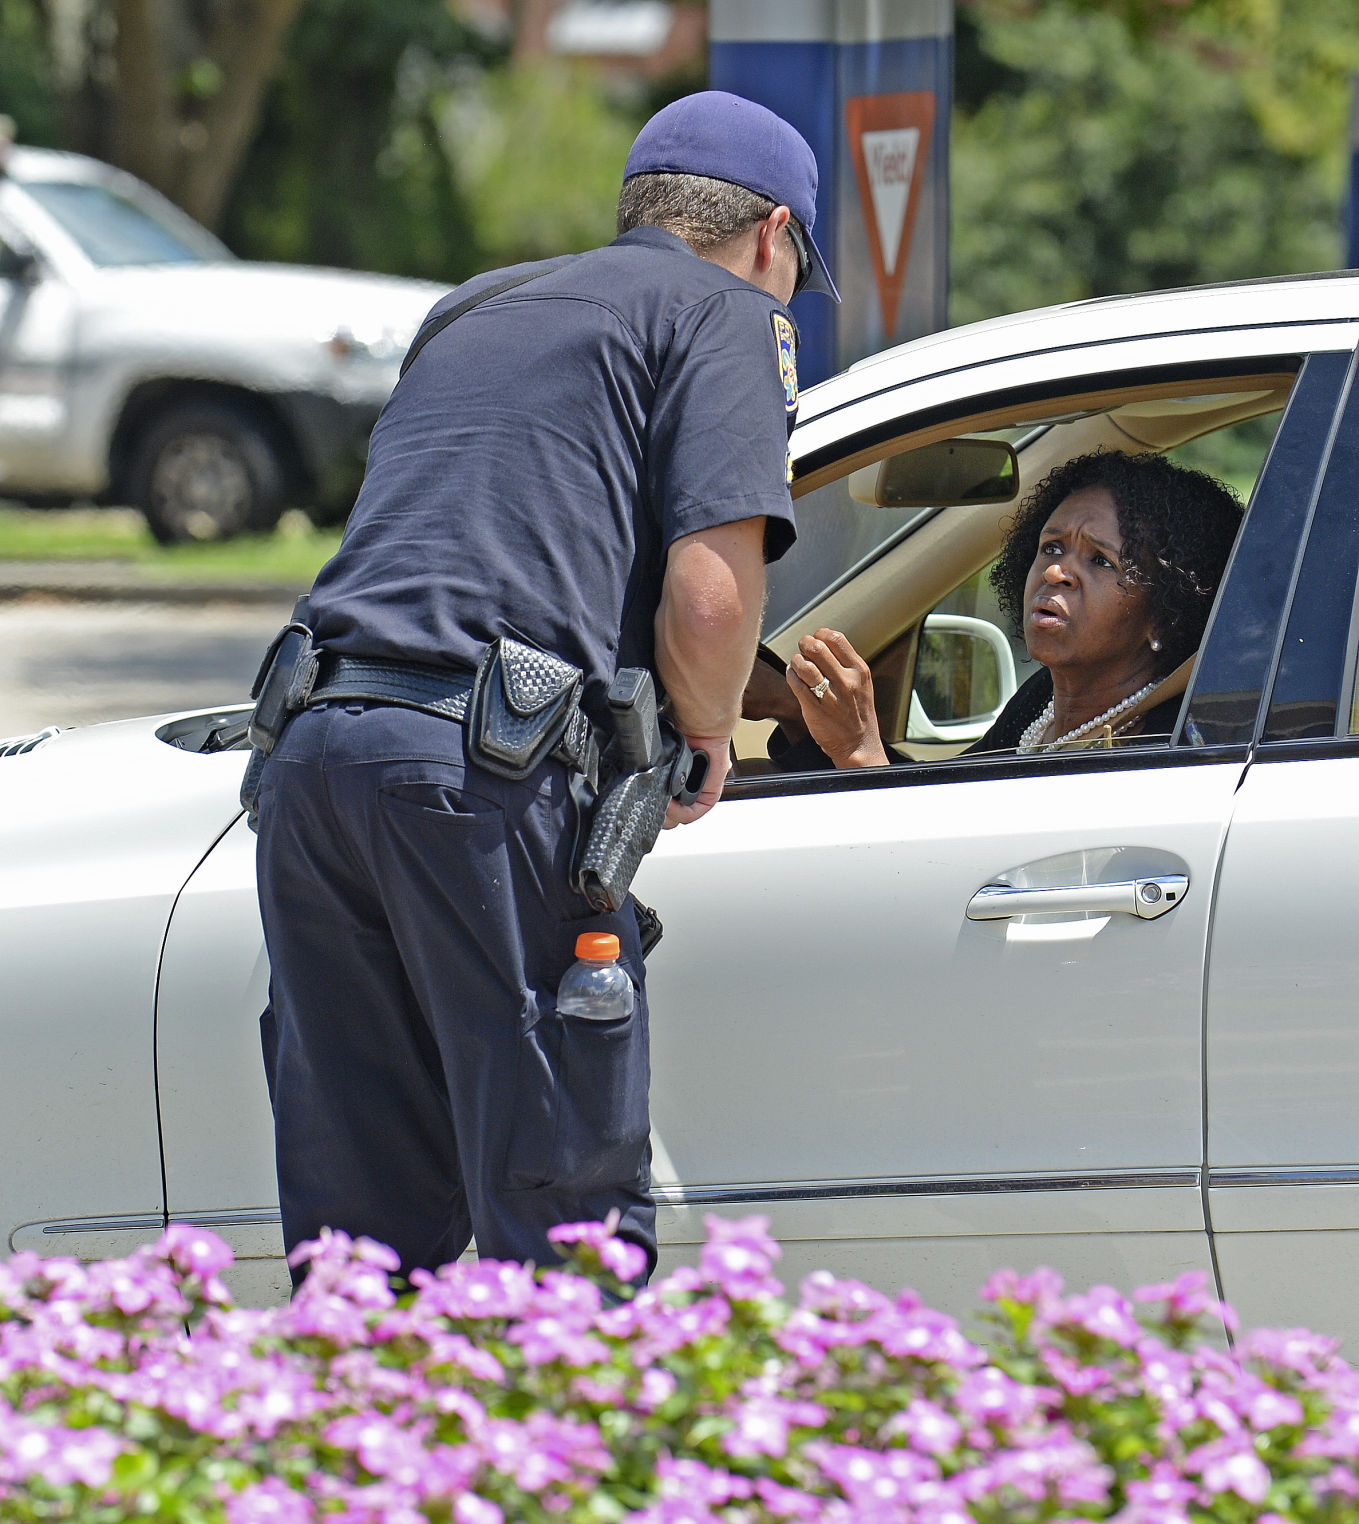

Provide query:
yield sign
left=846, top=92, right=936, bottom=336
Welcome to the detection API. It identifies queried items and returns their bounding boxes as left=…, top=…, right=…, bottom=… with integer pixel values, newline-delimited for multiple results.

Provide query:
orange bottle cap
left=575, top=932, right=620, bottom=960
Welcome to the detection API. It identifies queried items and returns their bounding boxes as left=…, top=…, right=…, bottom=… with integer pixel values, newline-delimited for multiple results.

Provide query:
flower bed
left=1, top=1215, right=1355, bottom=1522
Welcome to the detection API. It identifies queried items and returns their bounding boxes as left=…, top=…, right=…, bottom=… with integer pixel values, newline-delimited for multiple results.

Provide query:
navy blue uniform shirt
left=309, top=226, right=799, bottom=721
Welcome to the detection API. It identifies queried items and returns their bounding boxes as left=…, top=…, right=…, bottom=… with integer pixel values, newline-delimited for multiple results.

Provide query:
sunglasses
left=785, top=218, right=813, bottom=300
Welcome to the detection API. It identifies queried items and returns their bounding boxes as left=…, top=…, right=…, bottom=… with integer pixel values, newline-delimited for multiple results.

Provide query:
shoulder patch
left=771, top=311, right=798, bottom=414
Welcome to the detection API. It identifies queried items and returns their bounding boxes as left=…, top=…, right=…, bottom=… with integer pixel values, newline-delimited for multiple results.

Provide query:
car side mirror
left=906, top=613, right=1018, bottom=743
left=848, top=437, right=1019, bottom=508
left=0, top=242, right=38, bottom=283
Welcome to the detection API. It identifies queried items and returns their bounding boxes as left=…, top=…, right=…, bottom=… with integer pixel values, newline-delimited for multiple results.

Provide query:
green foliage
left=445, top=62, right=643, bottom=267
left=950, top=0, right=1347, bottom=325
left=0, top=0, right=55, bottom=145
left=1063, top=0, right=1359, bottom=162
left=1169, top=410, right=1281, bottom=501
left=219, top=0, right=495, bottom=283
left=0, top=505, right=340, bottom=585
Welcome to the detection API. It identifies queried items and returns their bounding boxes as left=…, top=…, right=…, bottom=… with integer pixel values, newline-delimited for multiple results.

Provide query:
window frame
left=728, top=342, right=1352, bottom=804
left=1248, top=349, right=1359, bottom=752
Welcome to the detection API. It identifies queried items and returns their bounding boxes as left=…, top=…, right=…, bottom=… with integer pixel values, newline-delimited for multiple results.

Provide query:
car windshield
left=20, top=180, right=223, bottom=267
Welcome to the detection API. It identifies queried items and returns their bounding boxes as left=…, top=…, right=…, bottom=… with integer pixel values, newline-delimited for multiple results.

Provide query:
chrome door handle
left=966, top=874, right=1188, bottom=921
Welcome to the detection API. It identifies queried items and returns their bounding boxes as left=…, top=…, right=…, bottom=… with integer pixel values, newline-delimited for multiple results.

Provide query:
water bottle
left=557, top=932, right=635, bottom=1021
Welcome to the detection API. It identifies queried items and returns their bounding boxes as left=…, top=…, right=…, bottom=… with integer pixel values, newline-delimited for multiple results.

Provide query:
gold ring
left=811, top=677, right=831, bottom=699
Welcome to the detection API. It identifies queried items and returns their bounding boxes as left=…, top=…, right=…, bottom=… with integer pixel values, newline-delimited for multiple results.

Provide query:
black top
left=971, top=668, right=1182, bottom=753
left=309, top=227, right=800, bottom=723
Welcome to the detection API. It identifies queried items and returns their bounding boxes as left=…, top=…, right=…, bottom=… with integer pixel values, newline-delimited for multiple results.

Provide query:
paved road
left=0, top=595, right=295, bottom=736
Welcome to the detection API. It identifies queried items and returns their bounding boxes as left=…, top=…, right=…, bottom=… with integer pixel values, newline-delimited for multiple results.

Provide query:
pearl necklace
left=1017, top=680, right=1159, bottom=754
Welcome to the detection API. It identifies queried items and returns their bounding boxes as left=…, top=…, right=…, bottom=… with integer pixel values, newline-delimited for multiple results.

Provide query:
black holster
left=241, top=595, right=316, bottom=826
left=571, top=668, right=708, bottom=914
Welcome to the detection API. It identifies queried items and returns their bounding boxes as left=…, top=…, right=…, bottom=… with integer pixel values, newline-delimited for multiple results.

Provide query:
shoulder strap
left=399, top=269, right=548, bottom=379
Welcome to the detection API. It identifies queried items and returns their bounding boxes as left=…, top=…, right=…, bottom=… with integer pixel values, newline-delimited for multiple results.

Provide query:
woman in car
left=760, top=449, right=1243, bottom=768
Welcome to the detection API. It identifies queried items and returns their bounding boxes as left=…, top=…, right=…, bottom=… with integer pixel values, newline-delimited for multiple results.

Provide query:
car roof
left=5, top=145, right=112, bottom=184
left=798, top=271, right=1359, bottom=426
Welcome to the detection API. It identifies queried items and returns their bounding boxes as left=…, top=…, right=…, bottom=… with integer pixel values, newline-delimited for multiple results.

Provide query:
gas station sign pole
left=1348, top=76, right=1359, bottom=271
left=709, top=0, right=953, bottom=387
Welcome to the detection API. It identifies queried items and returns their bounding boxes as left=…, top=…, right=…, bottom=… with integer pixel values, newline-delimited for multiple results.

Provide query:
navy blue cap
left=624, top=90, right=840, bottom=301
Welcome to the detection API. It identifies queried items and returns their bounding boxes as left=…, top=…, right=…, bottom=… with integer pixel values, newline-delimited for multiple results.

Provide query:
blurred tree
left=443, top=60, right=640, bottom=267
left=220, top=0, right=494, bottom=281
left=8, top=0, right=313, bottom=230
left=951, top=0, right=1346, bottom=324
left=1058, top=0, right=1359, bottom=164
left=0, top=0, right=55, bottom=144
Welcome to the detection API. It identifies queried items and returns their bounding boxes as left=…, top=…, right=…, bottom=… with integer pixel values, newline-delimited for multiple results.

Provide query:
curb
left=0, top=561, right=304, bottom=606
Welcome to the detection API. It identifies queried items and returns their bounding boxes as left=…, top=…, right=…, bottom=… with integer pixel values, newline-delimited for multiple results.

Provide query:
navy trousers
left=254, top=700, right=655, bottom=1283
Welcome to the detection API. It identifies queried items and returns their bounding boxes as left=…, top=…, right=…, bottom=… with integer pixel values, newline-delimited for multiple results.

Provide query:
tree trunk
left=110, top=0, right=176, bottom=187
left=171, top=0, right=309, bottom=229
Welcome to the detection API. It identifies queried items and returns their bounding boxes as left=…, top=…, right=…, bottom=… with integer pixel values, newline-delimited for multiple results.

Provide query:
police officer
left=255, top=91, right=839, bottom=1284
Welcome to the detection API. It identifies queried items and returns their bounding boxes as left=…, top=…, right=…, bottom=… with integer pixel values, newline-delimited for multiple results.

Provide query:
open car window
left=734, top=367, right=1296, bottom=775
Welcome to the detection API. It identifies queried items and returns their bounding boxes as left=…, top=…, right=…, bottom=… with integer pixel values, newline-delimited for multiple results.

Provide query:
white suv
left=0, top=145, right=444, bottom=542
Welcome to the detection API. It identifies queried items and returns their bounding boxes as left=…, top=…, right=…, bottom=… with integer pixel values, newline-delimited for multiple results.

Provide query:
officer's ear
left=754, top=205, right=791, bottom=278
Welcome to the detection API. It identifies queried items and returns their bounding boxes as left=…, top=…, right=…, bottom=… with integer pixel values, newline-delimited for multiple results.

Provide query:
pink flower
left=1060, top=1285, right=1143, bottom=1346
left=807, top=1441, right=939, bottom=1507
left=721, top=1394, right=826, bottom=1459
left=409, top=1258, right=538, bottom=1321
left=698, top=1214, right=782, bottom=1300
left=0, top=1416, right=124, bottom=1490
left=454, top=1497, right=504, bottom=1524
left=1124, top=1459, right=1198, bottom=1511
left=797, top=1270, right=891, bottom=1320
left=956, top=1366, right=1050, bottom=1428
left=1239, top=1326, right=1341, bottom=1377
left=888, top=1397, right=962, bottom=1455
left=1186, top=1435, right=1271, bottom=1503
left=656, top=1456, right=754, bottom=1504
left=872, top=1305, right=986, bottom=1368
left=225, top=1477, right=315, bottom=1523
left=547, top=1216, right=649, bottom=1283
left=1243, top=1381, right=1304, bottom=1431
left=509, top=1314, right=609, bottom=1369
left=1043, top=1343, right=1121, bottom=1397
left=625, top=1503, right=725, bottom=1524
left=981, top=1265, right=1066, bottom=1315
left=637, top=1367, right=678, bottom=1411
left=1134, top=1270, right=1238, bottom=1332
left=754, top=1475, right=824, bottom=1518
left=160, top=1222, right=236, bottom=1278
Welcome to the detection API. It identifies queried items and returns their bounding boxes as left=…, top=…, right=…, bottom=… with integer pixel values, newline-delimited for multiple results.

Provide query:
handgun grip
left=607, top=667, right=663, bottom=770
left=669, top=739, right=710, bottom=806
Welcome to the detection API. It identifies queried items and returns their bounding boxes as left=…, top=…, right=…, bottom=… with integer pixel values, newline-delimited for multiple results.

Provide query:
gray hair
left=616, top=172, right=777, bottom=253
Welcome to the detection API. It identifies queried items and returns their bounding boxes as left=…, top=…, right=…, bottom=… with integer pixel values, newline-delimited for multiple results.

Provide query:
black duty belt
left=309, top=653, right=597, bottom=781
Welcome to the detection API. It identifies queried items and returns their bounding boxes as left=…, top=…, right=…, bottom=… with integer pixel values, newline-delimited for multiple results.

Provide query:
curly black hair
left=989, top=450, right=1243, bottom=675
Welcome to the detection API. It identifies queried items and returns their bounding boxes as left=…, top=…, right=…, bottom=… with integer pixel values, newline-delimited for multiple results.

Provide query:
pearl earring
left=1150, top=638, right=1163, bottom=652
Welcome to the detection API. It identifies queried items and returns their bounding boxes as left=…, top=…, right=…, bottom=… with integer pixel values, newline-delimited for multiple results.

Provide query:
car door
left=152, top=323, right=1352, bottom=1314
left=0, top=188, right=80, bottom=493
left=1205, top=348, right=1359, bottom=1342
left=635, top=341, right=1352, bottom=1313
left=154, top=812, right=287, bottom=1307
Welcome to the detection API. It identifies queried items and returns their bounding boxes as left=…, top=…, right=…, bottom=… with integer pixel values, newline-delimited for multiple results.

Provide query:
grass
left=0, top=505, right=343, bottom=583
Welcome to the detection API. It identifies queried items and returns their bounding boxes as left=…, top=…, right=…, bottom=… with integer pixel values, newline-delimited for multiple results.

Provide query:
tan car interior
left=732, top=371, right=1296, bottom=771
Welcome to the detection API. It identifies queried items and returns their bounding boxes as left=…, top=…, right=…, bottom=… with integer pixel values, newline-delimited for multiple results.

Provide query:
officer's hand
left=664, top=735, right=731, bottom=827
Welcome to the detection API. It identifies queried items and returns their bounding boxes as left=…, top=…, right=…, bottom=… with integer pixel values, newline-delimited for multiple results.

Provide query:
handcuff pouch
left=466, top=636, right=583, bottom=781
